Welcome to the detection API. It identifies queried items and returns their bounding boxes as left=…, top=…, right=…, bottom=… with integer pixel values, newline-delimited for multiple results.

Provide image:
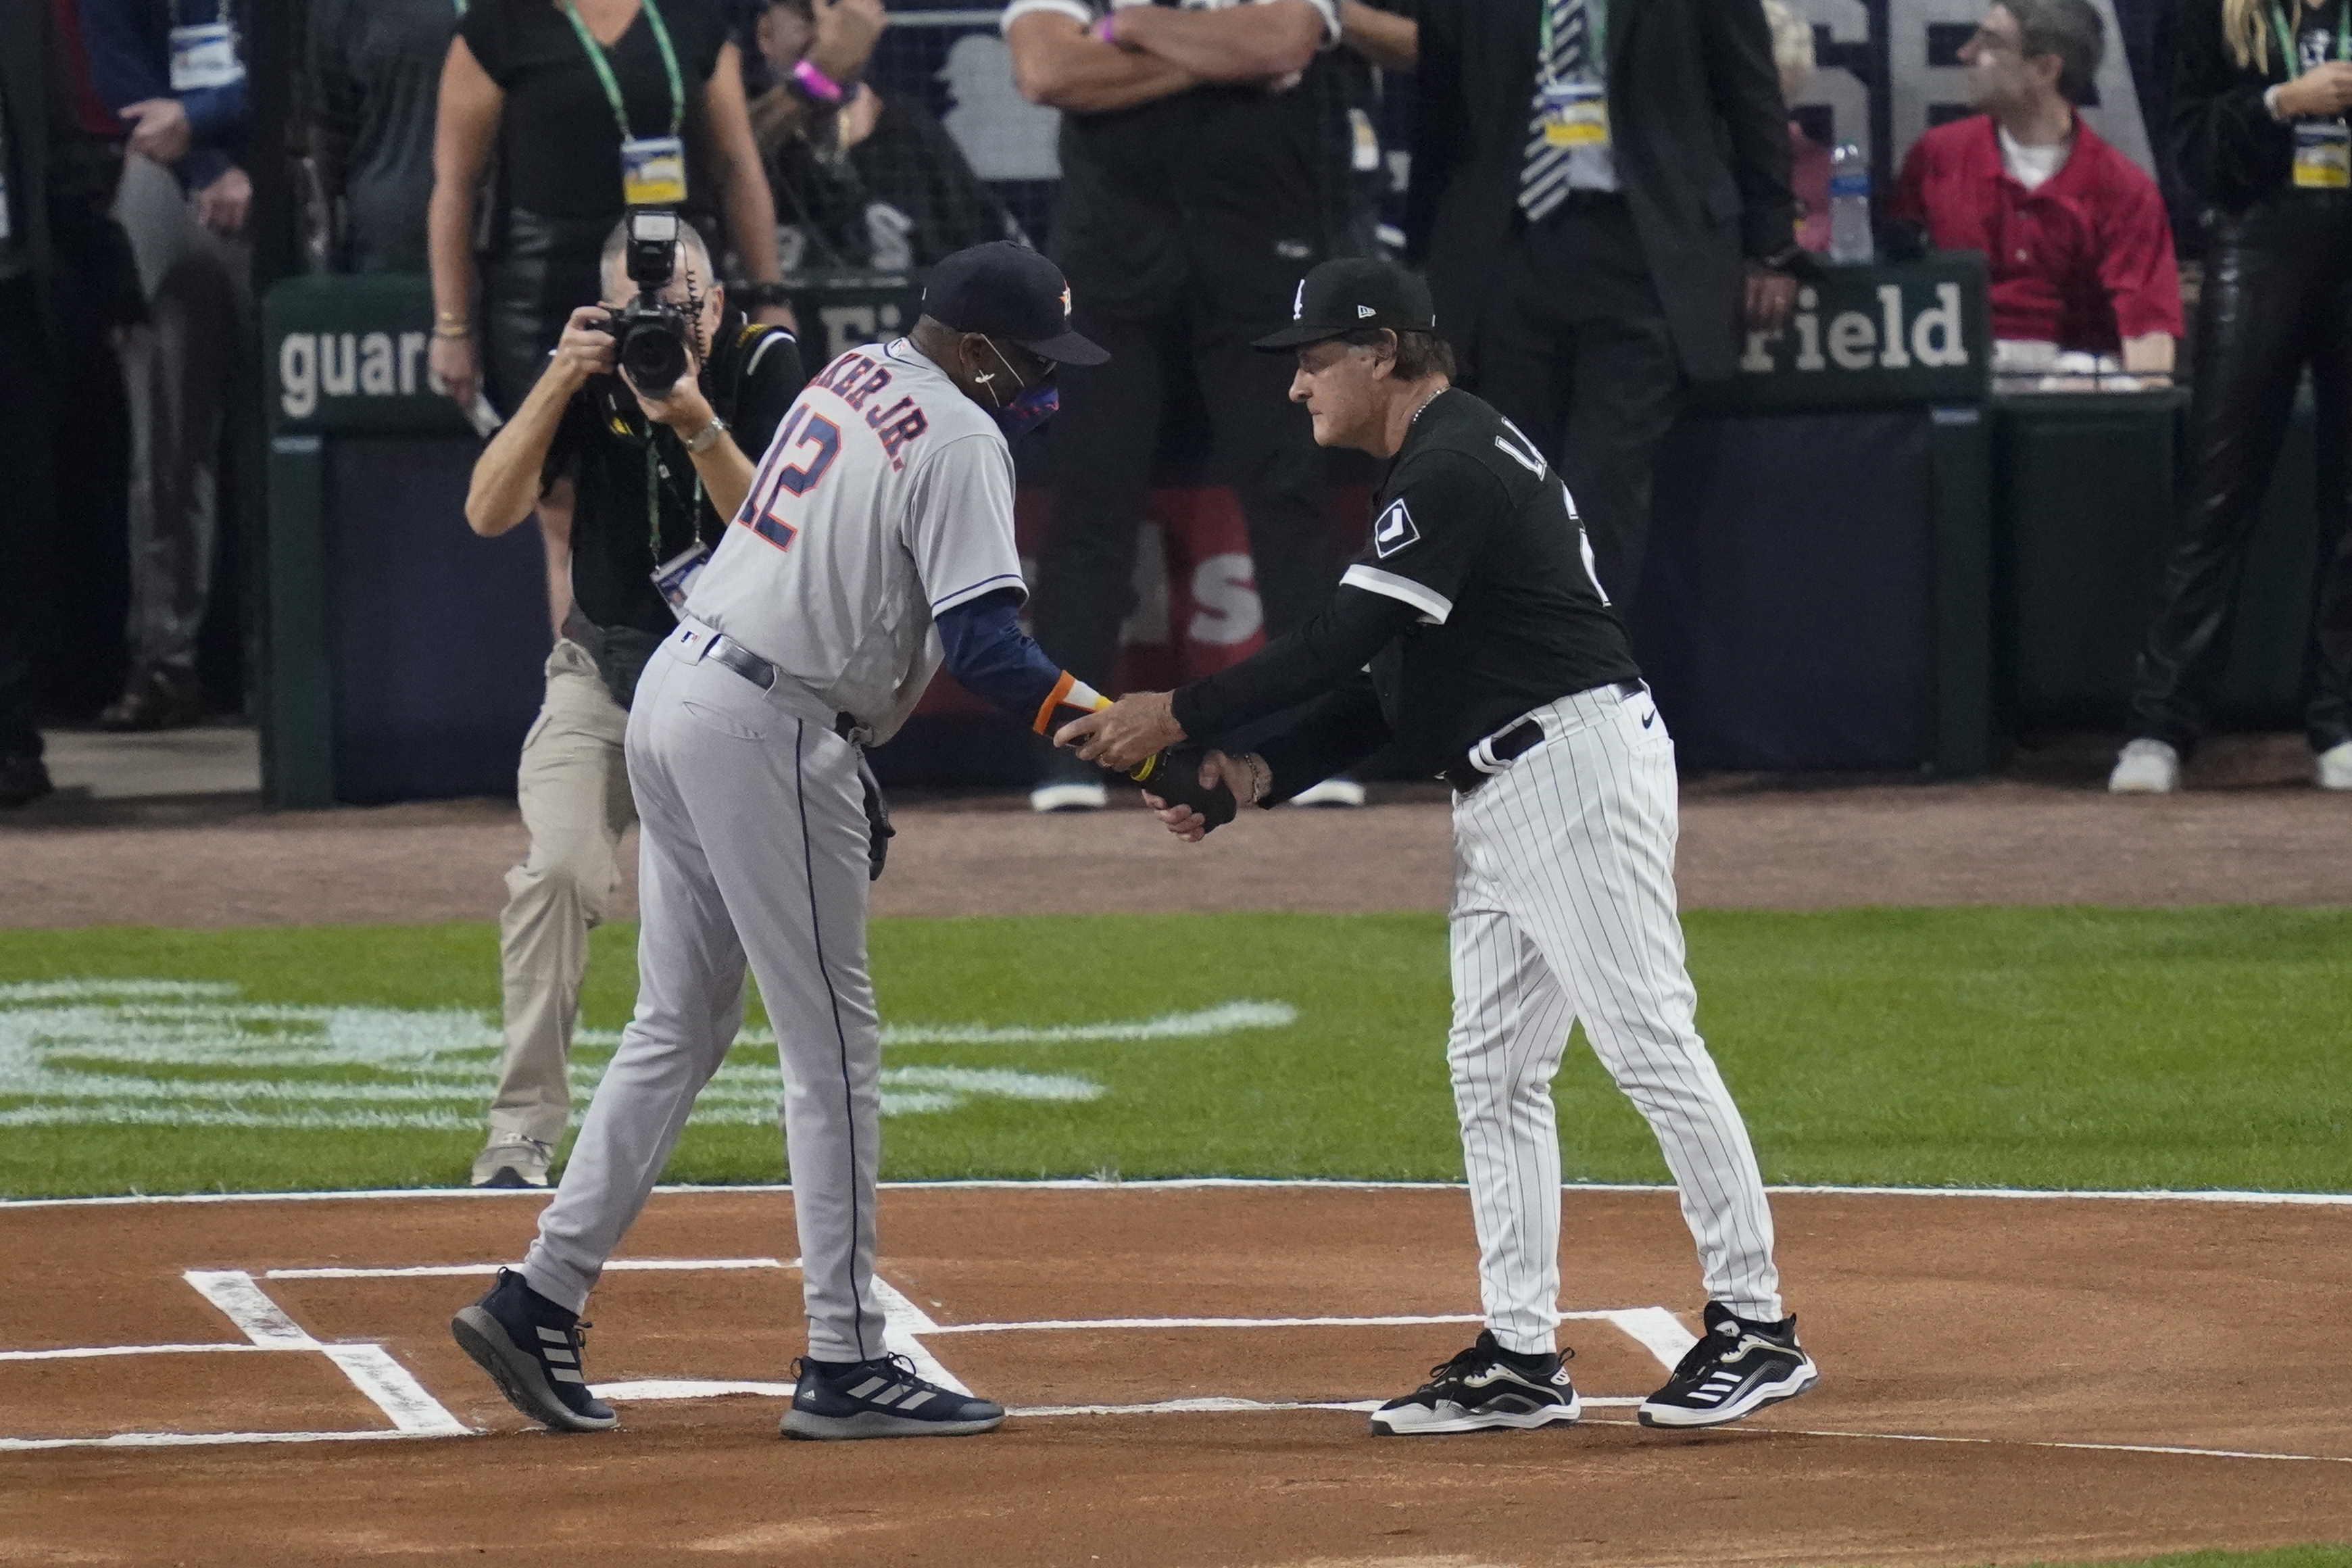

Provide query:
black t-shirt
left=1340, top=388, right=1641, bottom=769
left=1020, top=0, right=1374, bottom=320
left=764, top=94, right=1021, bottom=272
left=460, top=0, right=731, bottom=222
left=543, top=317, right=806, bottom=635
left=312, top=0, right=456, bottom=272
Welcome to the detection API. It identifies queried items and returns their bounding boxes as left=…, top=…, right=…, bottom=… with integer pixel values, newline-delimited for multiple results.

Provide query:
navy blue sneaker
left=781, top=1354, right=1006, bottom=1440
left=450, top=1268, right=618, bottom=1433
left=1638, top=1302, right=1819, bottom=1429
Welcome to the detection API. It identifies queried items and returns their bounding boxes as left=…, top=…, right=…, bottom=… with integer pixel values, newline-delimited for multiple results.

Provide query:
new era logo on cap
left=1255, top=258, right=1440, bottom=351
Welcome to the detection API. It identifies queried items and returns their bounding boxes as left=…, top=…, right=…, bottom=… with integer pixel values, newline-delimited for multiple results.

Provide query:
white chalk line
left=9, top=1177, right=2351, bottom=1212
left=0, top=1342, right=282, bottom=1363
left=182, top=1268, right=467, bottom=1438
left=1579, top=1417, right=2352, bottom=1466
left=265, top=1257, right=792, bottom=1280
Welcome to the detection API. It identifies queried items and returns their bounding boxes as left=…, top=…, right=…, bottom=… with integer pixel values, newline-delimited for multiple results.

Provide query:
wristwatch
left=685, top=416, right=729, bottom=455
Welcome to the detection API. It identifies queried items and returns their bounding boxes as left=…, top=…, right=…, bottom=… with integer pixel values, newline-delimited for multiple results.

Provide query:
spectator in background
left=0, top=0, right=143, bottom=804
left=1763, top=0, right=1832, bottom=253
left=2109, top=0, right=2352, bottom=793
left=76, top=0, right=251, bottom=732
left=749, top=0, right=1022, bottom=274
left=1408, top=0, right=1800, bottom=610
left=1005, top=0, right=1383, bottom=812
left=1889, top=0, right=2180, bottom=376
left=309, top=0, right=458, bottom=274
left=428, top=0, right=793, bottom=633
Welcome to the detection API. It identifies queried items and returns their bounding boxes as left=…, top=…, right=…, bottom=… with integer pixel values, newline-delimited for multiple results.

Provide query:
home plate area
left=4, top=1183, right=2351, bottom=1566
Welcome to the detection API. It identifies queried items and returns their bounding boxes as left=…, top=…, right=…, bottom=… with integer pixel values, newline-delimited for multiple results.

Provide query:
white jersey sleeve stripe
left=1343, top=564, right=1452, bottom=625
left=931, top=572, right=1030, bottom=614
left=1002, top=0, right=1094, bottom=30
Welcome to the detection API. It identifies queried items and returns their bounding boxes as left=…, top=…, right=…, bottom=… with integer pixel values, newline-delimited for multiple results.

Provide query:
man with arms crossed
left=454, top=242, right=1113, bottom=1441
left=1061, top=258, right=1819, bottom=1436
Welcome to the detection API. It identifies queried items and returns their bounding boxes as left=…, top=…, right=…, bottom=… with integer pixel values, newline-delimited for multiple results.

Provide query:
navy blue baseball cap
left=921, top=242, right=1108, bottom=366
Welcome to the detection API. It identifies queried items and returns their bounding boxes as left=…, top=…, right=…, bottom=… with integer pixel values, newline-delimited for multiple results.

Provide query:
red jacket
left=1890, top=114, right=2182, bottom=352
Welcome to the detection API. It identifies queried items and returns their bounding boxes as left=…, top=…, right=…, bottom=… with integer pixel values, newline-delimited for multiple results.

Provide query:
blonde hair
left=1761, top=0, right=1817, bottom=103
left=2223, top=0, right=2270, bottom=72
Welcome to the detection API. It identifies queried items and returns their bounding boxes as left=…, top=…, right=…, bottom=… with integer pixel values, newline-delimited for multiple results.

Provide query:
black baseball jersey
left=1338, top=388, right=1641, bottom=768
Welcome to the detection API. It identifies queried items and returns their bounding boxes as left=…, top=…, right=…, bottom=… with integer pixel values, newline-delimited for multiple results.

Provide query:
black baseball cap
left=921, top=242, right=1108, bottom=366
left=1254, top=258, right=1438, bottom=350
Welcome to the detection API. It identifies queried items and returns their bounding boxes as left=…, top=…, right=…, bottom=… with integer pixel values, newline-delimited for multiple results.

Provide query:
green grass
left=1, top=906, right=2348, bottom=1199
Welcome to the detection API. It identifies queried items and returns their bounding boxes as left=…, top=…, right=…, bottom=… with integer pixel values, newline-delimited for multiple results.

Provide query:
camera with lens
left=608, top=208, right=695, bottom=391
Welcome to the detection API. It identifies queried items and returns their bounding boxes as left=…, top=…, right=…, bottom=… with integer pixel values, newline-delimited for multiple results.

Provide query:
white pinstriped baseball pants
left=1448, top=683, right=1783, bottom=1355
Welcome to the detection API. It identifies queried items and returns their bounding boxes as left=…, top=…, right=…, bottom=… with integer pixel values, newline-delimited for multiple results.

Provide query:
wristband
left=2265, top=83, right=2290, bottom=122
left=1094, top=13, right=1121, bottom=44
left=793, top=57, right=846, bottom=105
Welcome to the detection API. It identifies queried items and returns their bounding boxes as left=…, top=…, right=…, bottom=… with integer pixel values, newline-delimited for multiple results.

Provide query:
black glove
left=856, top=754, right=893, bottom=880
left=1132, top=747, right=1238, bottom=833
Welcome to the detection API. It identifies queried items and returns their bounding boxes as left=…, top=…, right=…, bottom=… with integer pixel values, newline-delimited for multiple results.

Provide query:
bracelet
left=793, top=57, right=846, bottom=105
left=2265, top=83, right=2290, bottom=122
left=1094, top=12, right=1121, bottom=44
left=1239, top=753, right=1271, bottom=806
left=432, top=324, right=472, bottom=340
left=685, top=415, right=729, bottom=455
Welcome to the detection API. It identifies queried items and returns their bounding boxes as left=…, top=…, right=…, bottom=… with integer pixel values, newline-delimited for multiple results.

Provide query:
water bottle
left=1829, top=141, right=1873, bottom=265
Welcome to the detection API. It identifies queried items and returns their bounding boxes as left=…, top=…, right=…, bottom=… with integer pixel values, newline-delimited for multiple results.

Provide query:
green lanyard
left=1536, top=0, right=1608, bottom=84
left=454, top=0, right=466, bottom=15
left=560, top=0, right=684, bottom=141
left=2272, top=0, right=2352, bottom=76
left=645, top=441, right=703, bottom=561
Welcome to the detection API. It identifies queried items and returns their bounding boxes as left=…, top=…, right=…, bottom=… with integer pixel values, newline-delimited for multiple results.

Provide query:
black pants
left=2130, top=194, right=2352, bottom=755
left=1031, top=295, right=1336, bottom=698
left=1472, top=196, right=1684, bottom=608
left=0, top=278, right=57, bottom=763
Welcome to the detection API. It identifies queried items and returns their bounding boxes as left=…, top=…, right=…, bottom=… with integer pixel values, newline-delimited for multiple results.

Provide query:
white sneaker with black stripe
left=1369, top=1330, right=1582, bottom=1436
left=1637, top=1302, right=1819, bottom=1429
left=781, top=1353, right=1007, bottom=1440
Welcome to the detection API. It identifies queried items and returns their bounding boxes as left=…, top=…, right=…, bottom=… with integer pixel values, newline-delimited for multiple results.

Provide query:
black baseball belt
left=1441, top=681, right=1646, bottom=796
left=689, top=624, right=863, bottom=745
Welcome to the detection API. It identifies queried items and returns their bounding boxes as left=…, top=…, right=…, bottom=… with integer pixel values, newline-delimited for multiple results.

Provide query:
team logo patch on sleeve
left=1372, top=497, right=1420, bottom=558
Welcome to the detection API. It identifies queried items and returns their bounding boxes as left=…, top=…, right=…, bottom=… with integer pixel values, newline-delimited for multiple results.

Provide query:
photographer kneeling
left=462, top=210, right=804, bottom=1189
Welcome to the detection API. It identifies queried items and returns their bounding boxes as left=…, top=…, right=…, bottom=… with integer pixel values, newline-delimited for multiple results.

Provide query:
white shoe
left=1029, top=779, right=1108, bottom=813
left=470, top=1136, right=553, bottom=1189
left=2319, top=741, right=2352, bottom=790
left=1287, top=777, right=1366, bottom=808
left=2107, top=738, right=2180, bottom=794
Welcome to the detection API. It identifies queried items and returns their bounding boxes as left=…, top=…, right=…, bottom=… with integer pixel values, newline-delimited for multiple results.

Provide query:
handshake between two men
left=1055, top=694, right=1256, bottom=842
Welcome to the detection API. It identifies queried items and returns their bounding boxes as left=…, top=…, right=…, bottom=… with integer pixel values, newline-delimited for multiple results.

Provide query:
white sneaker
left=1029, top=779, right=1108, bottom=813
left=2107, top=738, right=2180, bottom=794
left=1288, top=777, right=1367, bottom=808
left=470, top=1136, right=553, bottom=1189
left=2318, top=741, right=2352, bottom=790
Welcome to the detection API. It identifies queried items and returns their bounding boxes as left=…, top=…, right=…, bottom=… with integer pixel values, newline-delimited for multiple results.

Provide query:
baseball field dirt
left=3, top=1184, right=2346, bottom=1566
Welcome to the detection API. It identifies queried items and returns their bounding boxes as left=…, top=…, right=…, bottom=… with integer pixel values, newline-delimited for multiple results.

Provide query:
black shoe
left=781, top=1354, right=1006, bottom=1440
left=97, top=662, right=202, bottom=731
left=0, top=754, right=51, bottom=809
left=1368, top=1329, right=1581, bottom=1436
left=1637, top=1302, right=1819, bottom=1429
left=449, top=1268, right=618, bottom=1432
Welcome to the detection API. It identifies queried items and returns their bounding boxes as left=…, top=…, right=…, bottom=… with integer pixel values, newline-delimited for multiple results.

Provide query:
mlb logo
left=1372, top=498, right=1419, bottom=558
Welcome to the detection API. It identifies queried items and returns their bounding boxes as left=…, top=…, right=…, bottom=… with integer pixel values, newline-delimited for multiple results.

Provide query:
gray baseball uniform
left=519, top=339, right=1023, bottom=1361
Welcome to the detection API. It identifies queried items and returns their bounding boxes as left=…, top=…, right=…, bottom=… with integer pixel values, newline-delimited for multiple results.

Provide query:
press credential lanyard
left=2275, top=0, right=2352, bottom=189
left=168, top=0, right=245, bottom=92
left=560, top=0, right=688, bottom=205
left=1536, top=0, right=1610, bottom=147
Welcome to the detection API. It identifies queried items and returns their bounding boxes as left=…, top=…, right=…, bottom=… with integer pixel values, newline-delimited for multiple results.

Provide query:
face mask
left=977, top=339, right=1059, bottom=439
left=991, top=382, right=1060, bottom=440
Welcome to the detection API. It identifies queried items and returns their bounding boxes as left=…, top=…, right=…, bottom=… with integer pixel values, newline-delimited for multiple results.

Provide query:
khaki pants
left=488, top=639, right=635, bottom=1148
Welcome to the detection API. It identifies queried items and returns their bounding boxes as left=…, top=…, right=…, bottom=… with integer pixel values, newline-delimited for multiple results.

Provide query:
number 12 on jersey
left=739, top=403, right=842, bottom=554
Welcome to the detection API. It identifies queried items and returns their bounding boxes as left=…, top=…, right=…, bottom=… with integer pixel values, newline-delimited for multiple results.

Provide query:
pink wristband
left=1093, top=12, right=1120, bottom=44
left=792, top=57, right=846, bottom=105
